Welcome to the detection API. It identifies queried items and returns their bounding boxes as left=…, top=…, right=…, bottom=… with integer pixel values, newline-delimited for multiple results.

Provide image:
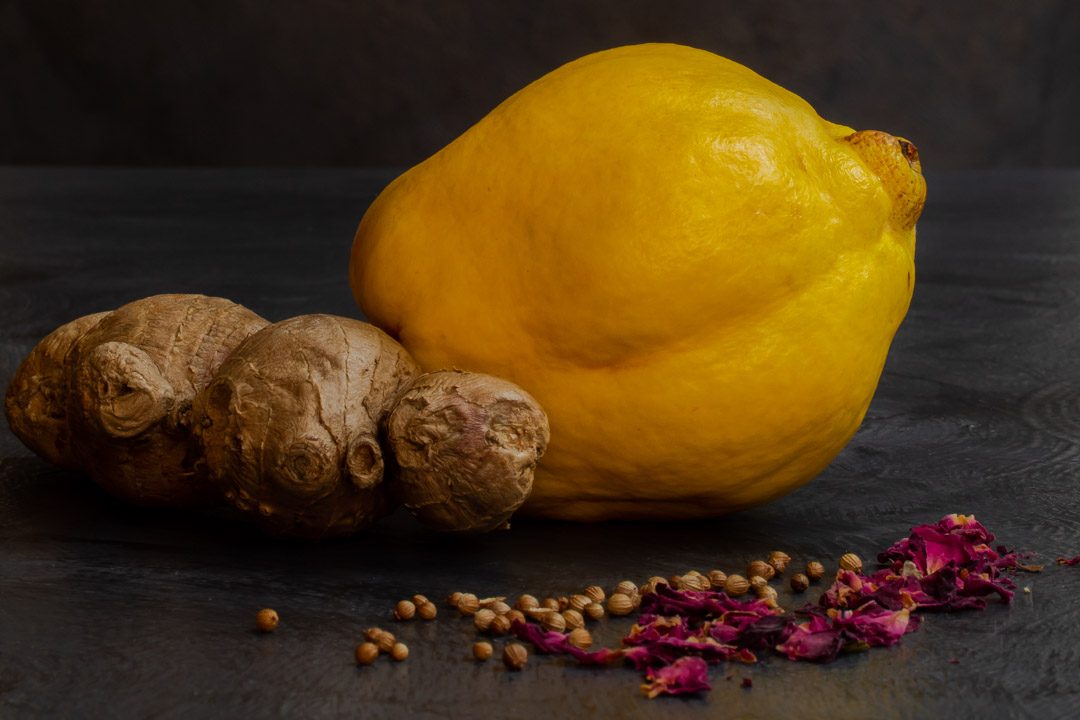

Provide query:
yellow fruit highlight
left=350, top=43, right=925, bottom=520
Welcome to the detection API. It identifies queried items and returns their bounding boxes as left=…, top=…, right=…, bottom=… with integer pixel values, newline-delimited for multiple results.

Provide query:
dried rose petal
left=640, top=657, right=711, bottom=699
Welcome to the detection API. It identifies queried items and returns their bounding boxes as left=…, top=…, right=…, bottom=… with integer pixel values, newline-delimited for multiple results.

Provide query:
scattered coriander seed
left=412, top=594, right=429, bottom=606
left=490, top=601, right=512, bottom=615
left=747, top=560, right=776, bottom=580
left=790, top=573, right=810, bottom=593
left=365, top=627, right=386, bottom=642
left=806, top=561, right=826, bottom=580
left=839, top=553, right=863, bottom=573
left=632, top=593, right=642, bottom=609
left=614, top=580, right=638, bottom=597
left=478, top=596, right=507, bottom=608
left=583, top=585, right=605, bottom=604
left=562, top=609, right=585, bottom=630
left=567, top=627, right=593, bottom=650
left=255, top=608, right=279, bottom=633
left=607, top=592, right=635, bottom=616
left=507, top=609, right=526, bottom=625
left=474, top=608, right=497, bottom=632
left=418, top=601, right=438, bottom=620
left=390, top=642, right=409, bottom=661
left=724, top=574, right=750, bottom=596
left=767, top=551, right=792, bottom=574
left=708, top=570, right=727, bottom=588
left=1023, top=586, right=1032, bottom=594
left=542, top=611, right=567, bottom=632
left=755, top=584, right=778, bottom=601
left=541, top=597, right=561, bottom=611
left=514, top=594, right=539, bottom=611
left=749, top=576, right=769, bottom=593
left=569, top=594, right=591, bottom=612
left=457, top=593, right=480, bottom=616
left=525, top=607, right=554, bottom=621
left=376, top=631, right=397, bottom=654
left=446, top=591, right=463, bottom=608
left=557, top=596, right=570, bottom=611
left=503, top=643, right=528, bottom=671
left=355, top=642, right=379, bottom=665
left=473, top=641, right=493, bottom=661
left=490, top=614, right=512, bottom=635
left=584, top=602, right=605, bottom=621
left=394, top=600, right=416, bottom=621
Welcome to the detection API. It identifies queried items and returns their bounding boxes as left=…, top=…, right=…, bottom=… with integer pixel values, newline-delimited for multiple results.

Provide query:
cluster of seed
left=355, top=627, right=409, bottom=664
left=252, top=550, right=865, bottom=673
left=393, top=594, right=438, bottom=622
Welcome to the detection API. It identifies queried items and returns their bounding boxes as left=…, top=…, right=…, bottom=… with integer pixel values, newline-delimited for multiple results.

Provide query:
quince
left=350, top=44, right=925, bottom=519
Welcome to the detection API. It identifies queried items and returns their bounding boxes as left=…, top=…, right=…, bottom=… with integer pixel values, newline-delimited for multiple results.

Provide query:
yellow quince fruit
left=350, top=43, right=926, bottom=520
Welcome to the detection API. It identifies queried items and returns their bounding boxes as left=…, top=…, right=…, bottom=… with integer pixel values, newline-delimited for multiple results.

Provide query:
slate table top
left=1, top=167, right=1079, bottom=720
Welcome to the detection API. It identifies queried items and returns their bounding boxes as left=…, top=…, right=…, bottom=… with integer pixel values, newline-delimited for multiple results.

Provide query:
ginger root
left=386, top=370, right=550, bottom=533
left=192, top=314, right=420, bottom=538
left=7, top=295, right=267, bottom=507
left=8, top=299, right=549, bottom=538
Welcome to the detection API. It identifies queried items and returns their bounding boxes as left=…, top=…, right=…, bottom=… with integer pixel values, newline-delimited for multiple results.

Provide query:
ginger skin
left=192, top=314, right=420, bottom=538
left=386, top=370, right=550, bottom=533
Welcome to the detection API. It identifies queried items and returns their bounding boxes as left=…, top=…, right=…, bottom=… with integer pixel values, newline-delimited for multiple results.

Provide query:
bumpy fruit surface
left=350, top=43, right=925, bottom=520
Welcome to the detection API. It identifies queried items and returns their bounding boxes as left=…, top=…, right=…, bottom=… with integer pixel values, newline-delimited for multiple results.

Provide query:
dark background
left=2, top=0, right=1079, bottom=169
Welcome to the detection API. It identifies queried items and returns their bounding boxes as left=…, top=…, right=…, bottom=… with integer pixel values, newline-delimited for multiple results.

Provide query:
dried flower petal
left=641, top=657, right=711, bottom=699
left=1056, top=555, right=1080, bottom=566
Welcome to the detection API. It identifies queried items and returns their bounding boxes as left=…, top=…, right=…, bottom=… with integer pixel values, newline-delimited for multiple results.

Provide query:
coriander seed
left=557, top=596, right=570, bottom=611
left=473, top=641, right=493, bottom=661
left=490, top=614, right=512, bottom=635
left=446, top=591, right=463, bottom=608
left=365, top=627, right=386, bottom=642
left=457, top=593, right=480, bottom=616
left=584, top=602, right=605, bottom=621
left=750, top=575, right=768, bottom=593
left=790, top=573, right=810, bottom=593
left=569, top=594, right=591, bottom=612
left=514, top=594, right=539, bottom=611
left=376, top=631, right=397, bottom=654
left=806, top=561, right=826, bottom=580
left=394, top=600, right=416, bottom=621
left=567, top=628, right=593, bottom=650
left=839, top=553, right=863, bottom=573
left=474, top=608, right=497, bottom=632
left=607, top=592, right=634, bottom=616
left=255, top=608, right=279, bottom=633
left=583, top=585, right=605, bottom=604
left=503, top=643, right=528, bottom=671
left=489, top=600, right=511, bottom=615
left=412, top=594, right=429, bottom=606
left=767, top=551, right=792, bottom=574
left=677, top=573, right=708, bottom=591
left=747, top=560, right=775, bottom=580
left=355, top=642, right=379, bottom=665
left=541, top=597, right=560, bottom=611
left=507, top=609, right=526, bottom=624
left=708, top=570, right=727, bottom=587
left=562, top=609, right=585, bottom=630
left=614, top=580, right=638, bottom=597
left=542, top=611, right=566, bottom=632
left=418, top=601, right=438, bottom=620
left=724, top=574, right=750, bottom=596
left=390, top=642, right=409, bottom=661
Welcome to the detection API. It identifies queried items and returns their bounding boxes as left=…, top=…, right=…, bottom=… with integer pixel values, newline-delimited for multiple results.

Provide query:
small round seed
left=474, top=608, right=496, bottom=632
left=542, top=611, right=566, bottom=632
left=457, top=593, right=480, bottom=616
left=355, top=642, right=379, bottom=665
left=569, top=594, right=591, bottom=612
left=614, top=580, right=638, bottom=597
left=724, top=574, right=750, bottom=596
left=473, top=641, right=493, bottom=661
left=394, top=600, right=416, bottom=621
left=417, top=601, right=438, bottom=620
left=806, top=561, right=826, bottom=580
left=839, top=553, right=863, bottom=573
left=255, top=608, right=279, bottom=633
left=390, top=642, right=409, bottom=661
left=490, top=614, right=512, bottom=635
left=583, top=586, right=605, bottom=604
left=790, top=573, right=810, bottom=593
left=584, top=602, right=605, bottom=621
left=708, top=570, right=727, bottom=588
left=562, top=609, right=585, bottom=630
left=503, top=643, right=528, bottom=670
left=446, top=591, right=463, bottom=608
left=607, top=593, right=634, bottom=616
left=514, top=594, right=539, bottom=611
left=747, top=560, right=776, bottom=580
left=567, top=627, right=593, bottom=650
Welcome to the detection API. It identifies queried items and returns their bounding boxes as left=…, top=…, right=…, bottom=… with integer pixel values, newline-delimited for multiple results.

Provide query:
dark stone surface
left=2, top=0, right=1079, bottom=168
left=2, top=167, right=1079, bottom=718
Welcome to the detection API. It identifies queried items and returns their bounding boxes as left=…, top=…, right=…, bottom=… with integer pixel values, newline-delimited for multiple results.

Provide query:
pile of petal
left=511, top=514, right=1025, bottom=698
